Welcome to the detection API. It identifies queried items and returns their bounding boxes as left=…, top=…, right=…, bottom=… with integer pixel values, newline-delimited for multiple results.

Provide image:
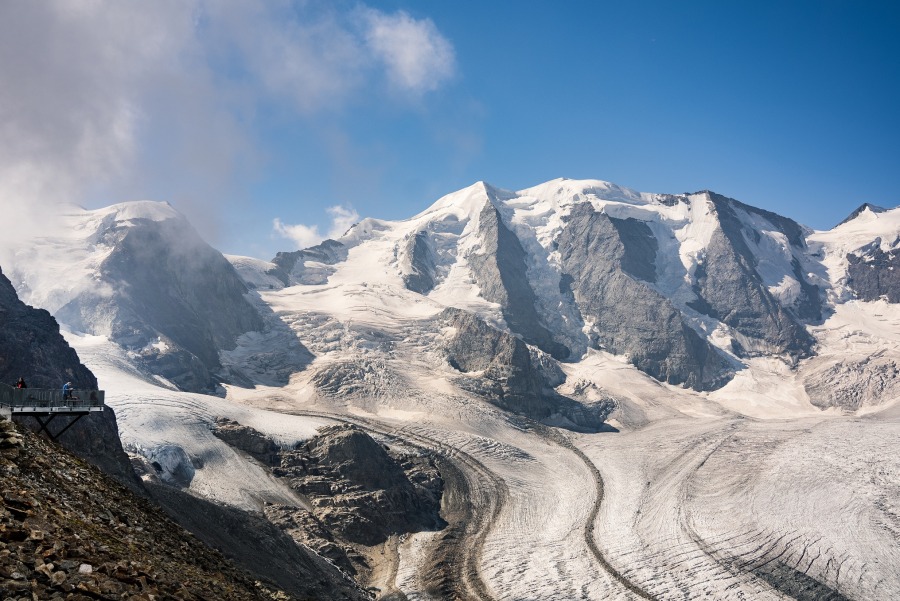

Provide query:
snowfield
left=3, top=179, right=900, bottom=599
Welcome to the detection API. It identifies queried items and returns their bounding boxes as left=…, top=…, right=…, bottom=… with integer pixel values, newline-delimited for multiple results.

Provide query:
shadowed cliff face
left=1, top=265, right=141, bottom=493
left=403, top=231, right=437, bottom=294
left=690, top=193, right=817, bottom=359
left=0, top=267, right=96, bottom=390
left=54, top=216, right=265, bottom=394
left=847, top=243, right=900, bottom=303
left=468, top=203, right=570, bottom=360
left=557, top=203, right=733, bottom=392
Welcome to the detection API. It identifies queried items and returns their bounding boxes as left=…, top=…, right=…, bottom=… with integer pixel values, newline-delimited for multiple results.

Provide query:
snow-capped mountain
left=247, top=179, right=890, bottom=415
left=4, top=202, right=290, bottom=393
left=3, top=178, right=900, bottom=600
left=5, top=179, right=900, bottom=418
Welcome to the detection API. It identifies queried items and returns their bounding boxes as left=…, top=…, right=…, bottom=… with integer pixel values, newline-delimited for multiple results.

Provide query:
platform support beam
left=30, top=413, right=87, bottom=442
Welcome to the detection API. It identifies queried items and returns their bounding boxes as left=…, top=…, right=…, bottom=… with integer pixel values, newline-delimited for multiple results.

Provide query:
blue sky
left=2, top=1, right=898, bottom=259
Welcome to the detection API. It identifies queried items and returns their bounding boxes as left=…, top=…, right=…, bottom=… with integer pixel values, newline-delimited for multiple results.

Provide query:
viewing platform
left=0, top=383, right=105, bottom=440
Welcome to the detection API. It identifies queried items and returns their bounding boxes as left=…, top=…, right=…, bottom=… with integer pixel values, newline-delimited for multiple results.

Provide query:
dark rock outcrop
left=212, top=417, right=280, bottom=465
left=272, top=239, right=349, bottom=286
left=54, top=213, right=265, bottom=394
left=0, top=267, right=95, bottom=390
left=440, top=307, right=611, bottom=429
left=403, top=231, right=437, bottom=294
left=0, top=266, right=141, bottom=494
left=610, top=216, right=659, bottom=283
left=275, top=424, right=444, bottom=547
left=847, top=243, right=900, bottom=303
left=469, top=201, right=570, bottom=360
left=557, top=203, right=732, bottom=391
left=266, top=503, right=376, bottom=580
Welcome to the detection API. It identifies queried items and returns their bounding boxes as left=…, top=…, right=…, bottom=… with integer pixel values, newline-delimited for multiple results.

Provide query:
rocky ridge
left=274, top=424, right=444, bottom=547
left=213, top=419, right=446, bottom=584
left=272, top=239, right=349, bottom=286
left=557, top=202, right=733, bottom=391
left=1, top=264, right=141, bottom=494
left=440, top=307, right=612, bottom=430
left=0, top=267, right=95, bottom=391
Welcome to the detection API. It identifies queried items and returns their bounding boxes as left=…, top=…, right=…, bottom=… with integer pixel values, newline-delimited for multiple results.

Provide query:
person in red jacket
left=15, top=377, right=26, bottom=389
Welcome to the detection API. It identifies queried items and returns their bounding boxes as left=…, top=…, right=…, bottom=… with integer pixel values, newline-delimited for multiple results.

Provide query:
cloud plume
left=273, top=205, right=361, bottom=249
left=361, top=9, right=456, bottom=94
left=0, top=1, right=456, bottom=265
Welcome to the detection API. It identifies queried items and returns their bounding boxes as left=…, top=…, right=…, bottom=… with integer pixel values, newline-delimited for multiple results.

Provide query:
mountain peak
left=414, top=180, right=515, bottom=220
left=518, top=178, right=643, bottom=204
left=837, top=203, right=888, bottom=228
left=101, top=200, right=182, bottom=223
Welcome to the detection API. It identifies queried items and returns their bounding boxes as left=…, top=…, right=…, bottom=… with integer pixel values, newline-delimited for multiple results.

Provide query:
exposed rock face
left=440, top=307, right=612, bottom=429
left=468, top=202, right=570, bottom=360
left=54, top=215, right=265, bottom=394
left=691, top=193, right=818, bottom=358
left=264, top=504, right=365, bottom=577
left=610, top=215, right=659, bottom=283
left=402, top=231, right=437, bottom=294
left=805, top=356, right=900, bottom=410
left=272, top=239, right=349, bottom=285
left=846, top=243, right=900, bottom=303
left=557, top=203, right=732, bottom=391
left=212, top=417, right=280, bottom=465
left=274, top=424, right=444, bottom=547
left=0, top=266, right=141, bottom=493
left=208, top=418, right=445, bottom=578
left=0, top=419, right=303, bottom=601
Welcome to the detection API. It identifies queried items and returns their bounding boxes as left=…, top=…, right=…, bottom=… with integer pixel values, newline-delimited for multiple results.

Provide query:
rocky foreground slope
left=0, top=417, right=298, bottom=601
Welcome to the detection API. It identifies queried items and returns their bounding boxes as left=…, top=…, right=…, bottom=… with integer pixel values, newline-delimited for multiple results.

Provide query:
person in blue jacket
left=62, top=381, right=73, bottom=400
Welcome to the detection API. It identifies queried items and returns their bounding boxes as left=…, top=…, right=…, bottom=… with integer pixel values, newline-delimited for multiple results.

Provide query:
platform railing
left=0, top=383, right=105, bottom=413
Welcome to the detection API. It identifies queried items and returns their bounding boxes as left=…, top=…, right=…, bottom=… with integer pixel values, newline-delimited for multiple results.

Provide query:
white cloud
left=0, top=1, right=456, bottom=266
left=201, top=1, right=368, bottom=114
left=274, top=205, right=360, bottom=249
left=361, top=9, right=456, bottom=94
left=326, top=205, right=360, bottom=238
left=0, top=1, right=238, bottom=259
left=272, top=218, right=322, bottom=250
